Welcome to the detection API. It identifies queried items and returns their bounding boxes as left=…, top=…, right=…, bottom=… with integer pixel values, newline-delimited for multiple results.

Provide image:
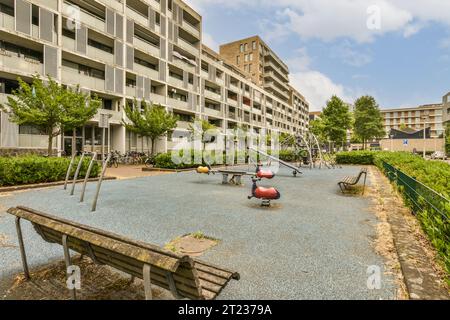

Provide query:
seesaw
left=197, top=163, right=274, bottom=185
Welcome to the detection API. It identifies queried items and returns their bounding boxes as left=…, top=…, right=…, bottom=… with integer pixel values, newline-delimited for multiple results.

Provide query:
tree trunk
left=48, top=134, right=53, bottom=157
left=72, top=128, right=76, bottom=157
left=151, top=139, right=156, bottom=156
left=141, top=135, right=144, bottom=153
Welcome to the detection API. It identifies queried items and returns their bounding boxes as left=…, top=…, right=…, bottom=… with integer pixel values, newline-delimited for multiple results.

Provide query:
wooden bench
left=338, top=168, right=368, bottom=195
left=7, top=206, right=240, bottom=300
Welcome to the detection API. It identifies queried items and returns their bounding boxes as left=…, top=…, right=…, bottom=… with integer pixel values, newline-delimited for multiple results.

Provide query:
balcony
left=134, top=63, right=159, bottom=79
left=168, top=76, right=184, bottom=89
left=177, top=120, right=193, bottom=130
left=62, top=36, right=76, bottom=51
left=265, top=60, right=289, bottom=82
left=227, top=111, right=236, bottom=120
left=0, top=51, right=43, bottom=75
left=227, top=98, right=238, bottom=107
left=200, top=69, right=209, bottom=79
left=126, top=86, right=136, bottom=97
left=204, top=90, right=221, bottom=102
left=177, top=38, right=199, bottom=56
left=93, top=109, right=123, bottom=124
left=134, top=37, right=160, bottom=57
left=264, top=50, right=289, bottom=75
left=204, top=107, right=222, bottom=118
left=168, top=97, right=190, bottom=111
left=229, top=83, right=239, bottom=93
left=62, top=66, right=106, bottom=92
left=63, top=2, right=106, bottom=33
left=126, top=6, right=149, bottom=28
left=33, top=0, right=59, bottom=11
left=172, top=58, right=195, bottom=73
left=0, top=12, right=14, bottom=29
left=151, top=93, right=166, bottom=105
left=88, top=46, right=114, bottom=64
left=181, top=20, right=200, bottom=38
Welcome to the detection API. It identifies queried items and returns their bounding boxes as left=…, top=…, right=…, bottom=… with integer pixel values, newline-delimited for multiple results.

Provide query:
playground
left=0, top=164, right=401, bottom=300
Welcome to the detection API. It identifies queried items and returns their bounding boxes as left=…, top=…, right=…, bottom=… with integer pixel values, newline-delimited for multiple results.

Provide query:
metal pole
left=62, top=235, right=76, bottom=300
left=70, top=152, right=85, bottom=196
left=80, top=152, right=97, bottom=203
left=423, top=124, right=426, bottom=159
left=64, top=154, right=76, bottom=190
left=91, top=153, right=111, bottom=212
left=102, top=127, right=106, bottom=163
left=15, top=217, right=30, bottom=280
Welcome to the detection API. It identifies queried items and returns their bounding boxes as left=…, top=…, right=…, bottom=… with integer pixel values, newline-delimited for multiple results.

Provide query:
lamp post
left=390, top=134, right=394, bottom=152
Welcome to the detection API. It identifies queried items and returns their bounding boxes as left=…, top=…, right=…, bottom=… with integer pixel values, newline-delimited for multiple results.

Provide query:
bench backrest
left=7, top=206, right=239, bottom=300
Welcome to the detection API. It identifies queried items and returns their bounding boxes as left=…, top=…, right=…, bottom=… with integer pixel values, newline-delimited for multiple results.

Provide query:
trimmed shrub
left=335, top=151, right=376, bottom=165
left=0, top=155, right=100, bottom=187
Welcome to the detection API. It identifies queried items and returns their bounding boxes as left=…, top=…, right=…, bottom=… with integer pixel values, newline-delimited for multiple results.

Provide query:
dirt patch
left=0, top=234, right=16, bottom=249
left=165, top=233, right=219, bottom=257
left=2, top=256, right=167, bottom=300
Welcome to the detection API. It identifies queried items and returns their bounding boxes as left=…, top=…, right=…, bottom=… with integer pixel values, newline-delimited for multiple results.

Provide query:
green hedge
left=336, top=150, right=450, bottom=277
left=0, top=155, right=100, bottom=187
left=335, top=151, right=376, bottom=165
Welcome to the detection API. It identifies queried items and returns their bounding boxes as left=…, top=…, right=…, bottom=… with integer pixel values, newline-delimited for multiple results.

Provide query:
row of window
left=239, top=41, right=257, bottom=53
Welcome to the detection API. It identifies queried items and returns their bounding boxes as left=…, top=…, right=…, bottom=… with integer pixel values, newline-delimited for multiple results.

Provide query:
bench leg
left=222, top=174, right=229, bottom=184
left=166, top=271, right=182, bottom=299
left=15, top=217, right=30, bottom=280
left=235, top=175, right=242, bottom=185
left=143, top=264, right=153, bottom=300
left=62, top=235, right=77, bottom=300
left=338, top=182, right=345, bottom=193
left=362, top=173, right=367, bottom=195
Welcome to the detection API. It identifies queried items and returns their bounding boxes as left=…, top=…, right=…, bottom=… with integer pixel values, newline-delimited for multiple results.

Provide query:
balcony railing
left=181, top=20, right=200, bottom=38
left=177, top=38, right=199, bottom=56
left=63, top=2, right=106, bottom=33
left=62, top=66, right=106, bottom=92
left=134, top=63, right=159, bottom=79
left=0, top=51, right=43, bottom=75
left=126, top=6, right=148, bottom=27
left=168, top=97, right=189, bottom=110
left=204, top=90, right=221, bottom=102
left=168, top=76, right=184, bottom=88
left=134, top=37, right=160, bottom=57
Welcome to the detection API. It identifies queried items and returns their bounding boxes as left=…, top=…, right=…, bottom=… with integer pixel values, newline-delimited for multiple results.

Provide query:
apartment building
left=219, top=36, right=291, bottom=104
left=443, top=92, right=450, bottom=126
left=0, top=0, right=309, bottom=155
left=381, top=104, right=445, bottom=138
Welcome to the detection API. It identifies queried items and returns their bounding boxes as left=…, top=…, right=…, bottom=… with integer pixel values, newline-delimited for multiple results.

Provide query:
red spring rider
left=255, top=161, right=275, bottom=180
left=248, top=177, right=281, bottom=207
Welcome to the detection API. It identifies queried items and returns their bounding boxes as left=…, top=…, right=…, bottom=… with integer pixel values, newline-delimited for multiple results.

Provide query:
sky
left=184, top=0, right=450, bottom=111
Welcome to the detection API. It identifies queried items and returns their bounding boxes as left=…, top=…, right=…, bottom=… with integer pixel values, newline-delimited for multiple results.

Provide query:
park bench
left=7, top=206, right=240, bottom=300
left=337, top=168, right=368, bottom=195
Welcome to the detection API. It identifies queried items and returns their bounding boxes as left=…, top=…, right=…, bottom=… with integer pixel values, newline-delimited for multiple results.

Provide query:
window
left=244, top=54, right=248, bottom=62
left=244, top=43, right=248, bottom=51
left=236, top=56, right=240, bottom=65
left=240, top=44, right=244, bottom=52
left=249, top=53, right=253, bottom=61
left=19, top=125, right=44, bottom=135
left=252, top=41, right=256, bottom=50
left=62, top=28, right=76, bottom=40
left=249, top=64, right=252, bottom=72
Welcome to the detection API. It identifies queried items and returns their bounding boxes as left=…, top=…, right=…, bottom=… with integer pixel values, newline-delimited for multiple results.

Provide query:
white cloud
left=185, top=0, right=450, bottom=43
left=286, top=47, right=311, bottom=72
left=290, top=71, right=354, bottom=112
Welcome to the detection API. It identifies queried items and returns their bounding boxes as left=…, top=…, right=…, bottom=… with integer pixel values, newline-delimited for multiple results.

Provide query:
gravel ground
left=0, top=165, right=397, bottom=299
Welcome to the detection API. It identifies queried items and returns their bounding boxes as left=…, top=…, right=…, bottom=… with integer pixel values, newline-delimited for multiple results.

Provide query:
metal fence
left=382, top=161, right=450, bottom=249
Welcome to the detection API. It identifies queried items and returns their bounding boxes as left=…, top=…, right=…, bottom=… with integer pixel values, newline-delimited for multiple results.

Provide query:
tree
left=320, top=95, right=352, bottom=149
left=0, top=75, right=100, bottom=156
left=353, top=95, right=385, bottom=150
left=309, top=117, right=327, bottom=142
left=123, top=99, right=179, bottom=155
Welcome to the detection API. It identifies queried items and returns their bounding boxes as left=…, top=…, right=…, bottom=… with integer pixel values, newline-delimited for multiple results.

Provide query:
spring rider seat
left=248, top=177, right=281, bottom=207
